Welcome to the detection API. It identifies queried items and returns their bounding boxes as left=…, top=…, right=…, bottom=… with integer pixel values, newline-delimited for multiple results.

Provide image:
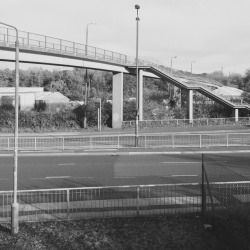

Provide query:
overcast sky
left=1, top=0, right=250, bottom=75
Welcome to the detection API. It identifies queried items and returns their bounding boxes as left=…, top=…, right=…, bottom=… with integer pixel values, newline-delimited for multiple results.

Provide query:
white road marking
left=71, top=177, right=93, bottom=179
left=30, top=176, right=93, bottom=180
left=29, top=177, right=45, bottom=180
left=84, top=149, right=118, bottom=152
left=161, top=161, right=228, bottom=164
left=46, top=176, right=71, bottom=179
left=58, top=163, right=75, bottom=166
left=172, top=175, right=198, bottom=177
left=115, top=176, right=136, bottom=179
left=162, top=162, right=200, bottom=164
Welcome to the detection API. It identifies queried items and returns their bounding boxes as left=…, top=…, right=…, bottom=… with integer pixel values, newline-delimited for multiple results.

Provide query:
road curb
left=1, top=149, right=250, bottom=157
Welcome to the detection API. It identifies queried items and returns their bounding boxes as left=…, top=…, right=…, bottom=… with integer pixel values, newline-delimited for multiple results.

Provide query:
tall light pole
left=84, top=22, right=95, bottom=128
left=135, top=4, right=140, bottom=147
left=85, top=22, right=96, bottom=56
left=191, top=61, right=196, bottom=74
left=0, top=22, right=19, bottom=234
left=170, top=56, right=177, bottom=76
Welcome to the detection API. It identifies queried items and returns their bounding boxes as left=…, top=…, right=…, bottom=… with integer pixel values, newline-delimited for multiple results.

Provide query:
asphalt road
left=0, top=152, right=249, bottom=191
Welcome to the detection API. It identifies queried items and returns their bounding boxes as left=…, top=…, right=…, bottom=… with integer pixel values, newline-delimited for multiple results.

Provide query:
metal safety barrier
left=123, top=117, right=250, bottom=128
left=0, top=183, right=201, bottom=222
left=0, top=132, right=250, bottom=151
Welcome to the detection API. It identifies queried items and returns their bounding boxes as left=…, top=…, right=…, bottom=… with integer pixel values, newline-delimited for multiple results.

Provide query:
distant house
left=0, top=87, right=69, bottom=111
left=0, top=87, right=43, bottom=111
left=35, top=92, right=69, bottom=104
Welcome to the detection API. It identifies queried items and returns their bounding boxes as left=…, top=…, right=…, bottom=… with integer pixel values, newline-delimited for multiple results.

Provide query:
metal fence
left=0, top=132, right=250, bottom=151
left=0, top=183, right=202, bottom=223
left=202, top=154, right=250, bottom=217
left=123, top=117, right=250, bottom=128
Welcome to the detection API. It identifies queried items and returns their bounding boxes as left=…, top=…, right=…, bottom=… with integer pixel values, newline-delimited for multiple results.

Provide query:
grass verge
left=0, top=215, right=223, bottom=250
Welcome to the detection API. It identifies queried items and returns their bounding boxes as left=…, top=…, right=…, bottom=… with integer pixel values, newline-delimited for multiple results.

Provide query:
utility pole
left=84, top=23, right=95, bottom=128
left=135, top=4, right=140, bottom=147
left=0, top=21, right=19, bottom=234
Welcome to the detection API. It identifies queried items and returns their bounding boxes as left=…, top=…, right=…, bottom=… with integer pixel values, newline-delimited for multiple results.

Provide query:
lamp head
left=135, top=4, right=140, bottom=9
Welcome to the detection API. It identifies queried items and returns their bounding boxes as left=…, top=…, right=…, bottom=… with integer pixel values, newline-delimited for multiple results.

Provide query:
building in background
left=0, top=87, right=69, bottom=111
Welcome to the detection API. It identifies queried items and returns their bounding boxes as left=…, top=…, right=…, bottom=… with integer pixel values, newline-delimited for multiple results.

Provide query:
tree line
left=0, top=66, right=250, bottom=132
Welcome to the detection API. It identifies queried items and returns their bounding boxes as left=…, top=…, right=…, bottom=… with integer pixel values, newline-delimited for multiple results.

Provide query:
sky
left=0, top=0, right=250, bottom=75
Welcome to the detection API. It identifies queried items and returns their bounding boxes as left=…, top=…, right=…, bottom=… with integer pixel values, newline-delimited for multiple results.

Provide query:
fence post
left=34, top=138, right=37, bottom=151
left=8, top=138, right=10, bottom=151
left=117, top=135, right=120, bottom=149
left=226, top=134, right=229, bottom=147
left=62, top=137, right=65, bottom=151
left=172, top=135, right=175, bottom=148
left=90, top=137, right=92, bottom=149
left=201, top=154, right=206, bottom=217
left=199, top=134, right=202, bottom=148
left=66, top=189, right=70, bottom=220
left=27, top=32, right=29, bottom=47
left=6, top=28, right=9, bottom=43
left=144, top=135, right=147, bottom=149
left=136, top=186, right=140, bottom=216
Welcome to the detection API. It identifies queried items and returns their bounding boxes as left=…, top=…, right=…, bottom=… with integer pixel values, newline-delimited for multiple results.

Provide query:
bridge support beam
left=112, top=72, right=123, bottom=128
left=188, top=89, right=193, bottom=122
left=233, top=108, right=239, bottom=122
left=138, top=70, right=144, bottom=121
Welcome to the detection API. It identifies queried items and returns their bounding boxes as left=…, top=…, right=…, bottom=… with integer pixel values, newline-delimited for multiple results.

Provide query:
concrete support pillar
left=112, top=72, right=123, bottom=128
left=188, top=89, right=193, bottom=122
left=234, top=108, right=239, bottom=122
left=138, top=70, right=144, bottom=121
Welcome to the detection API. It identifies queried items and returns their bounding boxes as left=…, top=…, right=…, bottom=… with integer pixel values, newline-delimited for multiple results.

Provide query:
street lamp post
left=0, top=22, right=19, bottom=234
left=84, top=23, right=95, bottom=128
left=170, top=56, right=177, bottom=76
left=85, top=22, right=96, bottom=56
left=135, top=4, right=140, bottom=147
left=191, top=61, right=196, bottom=74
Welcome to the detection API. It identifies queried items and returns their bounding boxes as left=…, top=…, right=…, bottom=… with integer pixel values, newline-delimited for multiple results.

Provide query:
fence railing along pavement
left=0, top=132, right=250, bottom=151
left=0, top=180, right=249, bottom=223
left=0, top=183, right=210, bottom=223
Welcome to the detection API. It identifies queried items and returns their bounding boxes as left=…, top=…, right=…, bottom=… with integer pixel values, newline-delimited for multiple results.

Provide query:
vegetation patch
left=0, top=215, right=223, bottom=250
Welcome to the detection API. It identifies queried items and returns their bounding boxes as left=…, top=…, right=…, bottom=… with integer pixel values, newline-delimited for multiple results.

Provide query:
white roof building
left=36, top=92, right=69, bottom=103
left=0, top=87, right=69, bottom=111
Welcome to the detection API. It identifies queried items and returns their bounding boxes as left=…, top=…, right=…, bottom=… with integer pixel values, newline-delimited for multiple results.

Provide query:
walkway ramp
left=127, top=65, right=250, bottom=112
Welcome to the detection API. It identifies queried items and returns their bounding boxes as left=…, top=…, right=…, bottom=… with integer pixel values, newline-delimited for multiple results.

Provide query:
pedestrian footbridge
left=0, top=27, right=249, bottom=128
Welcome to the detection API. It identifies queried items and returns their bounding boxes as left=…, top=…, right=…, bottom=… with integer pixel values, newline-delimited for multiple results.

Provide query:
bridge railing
left=0, top=27, right=177, bottom=74
left=0, top=27, right=133, bottom=66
